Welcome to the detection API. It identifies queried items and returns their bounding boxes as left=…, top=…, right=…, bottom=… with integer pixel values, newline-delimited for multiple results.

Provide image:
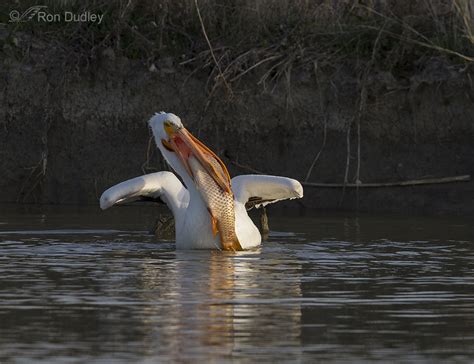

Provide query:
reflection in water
left=0, top=205, right=473, bottom=362
left=138, top=249, right=302, bottom=361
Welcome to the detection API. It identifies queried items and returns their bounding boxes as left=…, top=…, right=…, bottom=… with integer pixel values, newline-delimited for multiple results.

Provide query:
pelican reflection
left=137, top=247, right=303, bottom=360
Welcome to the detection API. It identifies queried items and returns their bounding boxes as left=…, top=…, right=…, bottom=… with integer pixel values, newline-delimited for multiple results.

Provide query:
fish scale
left=188, top=157, right=242, bottom=251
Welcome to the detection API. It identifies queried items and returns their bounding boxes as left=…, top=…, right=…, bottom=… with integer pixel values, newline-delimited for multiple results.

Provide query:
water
left=0, top=204, right=473, bottom=363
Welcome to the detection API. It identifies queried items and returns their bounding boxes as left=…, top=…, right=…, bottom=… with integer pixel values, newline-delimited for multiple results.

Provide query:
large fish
left=163, top=126, right=242, bottom=251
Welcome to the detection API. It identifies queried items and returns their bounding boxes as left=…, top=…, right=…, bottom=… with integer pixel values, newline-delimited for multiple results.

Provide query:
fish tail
left=219, top=224, right=243, bottom=251
left=221, top=236, right=242, bottom=251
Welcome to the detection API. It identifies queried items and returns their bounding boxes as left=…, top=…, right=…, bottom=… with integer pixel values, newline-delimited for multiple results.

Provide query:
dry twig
left=194, top=0, right=233, bottom=96
left=303, top=175, right=471, bottom=188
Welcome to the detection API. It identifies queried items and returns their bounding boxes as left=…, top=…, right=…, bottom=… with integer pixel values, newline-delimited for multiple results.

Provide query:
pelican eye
left=163, top=121, right=175, bottom=135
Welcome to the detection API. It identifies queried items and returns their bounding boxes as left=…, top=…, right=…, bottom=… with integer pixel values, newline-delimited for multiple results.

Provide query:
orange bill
left=163, top=127, right=232, bottom=194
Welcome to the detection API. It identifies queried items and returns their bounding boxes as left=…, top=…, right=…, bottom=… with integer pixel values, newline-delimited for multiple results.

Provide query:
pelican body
left=100, top=112, right=303, bottom=250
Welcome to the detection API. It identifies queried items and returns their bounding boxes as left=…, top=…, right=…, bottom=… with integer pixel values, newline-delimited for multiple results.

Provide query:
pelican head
left=148, top=112, right=231, bottom=193
left=149, top=112, right=183, bottom=136
left=148, top=112, right=183, bottom=155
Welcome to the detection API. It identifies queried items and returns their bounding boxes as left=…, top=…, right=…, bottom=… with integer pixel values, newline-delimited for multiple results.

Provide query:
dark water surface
left=0, top=204, right=473, bottom=363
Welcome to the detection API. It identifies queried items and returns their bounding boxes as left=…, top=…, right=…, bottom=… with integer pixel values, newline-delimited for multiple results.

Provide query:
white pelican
left=100, top=112, right=303, bottom=250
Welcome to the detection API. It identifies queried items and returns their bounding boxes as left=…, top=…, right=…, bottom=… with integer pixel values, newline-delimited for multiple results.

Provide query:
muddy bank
left=0, top=39, right=473, bottom=214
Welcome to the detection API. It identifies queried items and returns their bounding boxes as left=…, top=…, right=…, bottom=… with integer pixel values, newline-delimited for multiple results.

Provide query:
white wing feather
left=100, top=172, right=189, bottom=215
left=231, top=174, right=303, bottom=208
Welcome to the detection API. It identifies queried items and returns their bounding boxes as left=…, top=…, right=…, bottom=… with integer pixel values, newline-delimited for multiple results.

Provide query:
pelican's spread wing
left=231, top=174, right=303, bottom=209
left=100, top=172, right=189, bottom=214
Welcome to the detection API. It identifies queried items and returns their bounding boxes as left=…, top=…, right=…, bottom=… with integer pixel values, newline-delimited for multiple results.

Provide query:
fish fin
left=208, top=209, right=219, bottom=237
left=221, top=237, right=243, bottom=252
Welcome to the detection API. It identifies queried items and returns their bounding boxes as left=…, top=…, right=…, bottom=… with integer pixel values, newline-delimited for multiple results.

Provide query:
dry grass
left=2, top=0, right=473, bottom=86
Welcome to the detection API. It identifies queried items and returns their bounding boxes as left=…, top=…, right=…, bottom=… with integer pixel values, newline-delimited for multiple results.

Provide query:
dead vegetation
left=3, top=1, right=472, bottom=78
left=2, top=1, right=472, bottom=128
left=2, top=0, right=473, bottom=204
left=2, top=1, right=472, bottom=111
